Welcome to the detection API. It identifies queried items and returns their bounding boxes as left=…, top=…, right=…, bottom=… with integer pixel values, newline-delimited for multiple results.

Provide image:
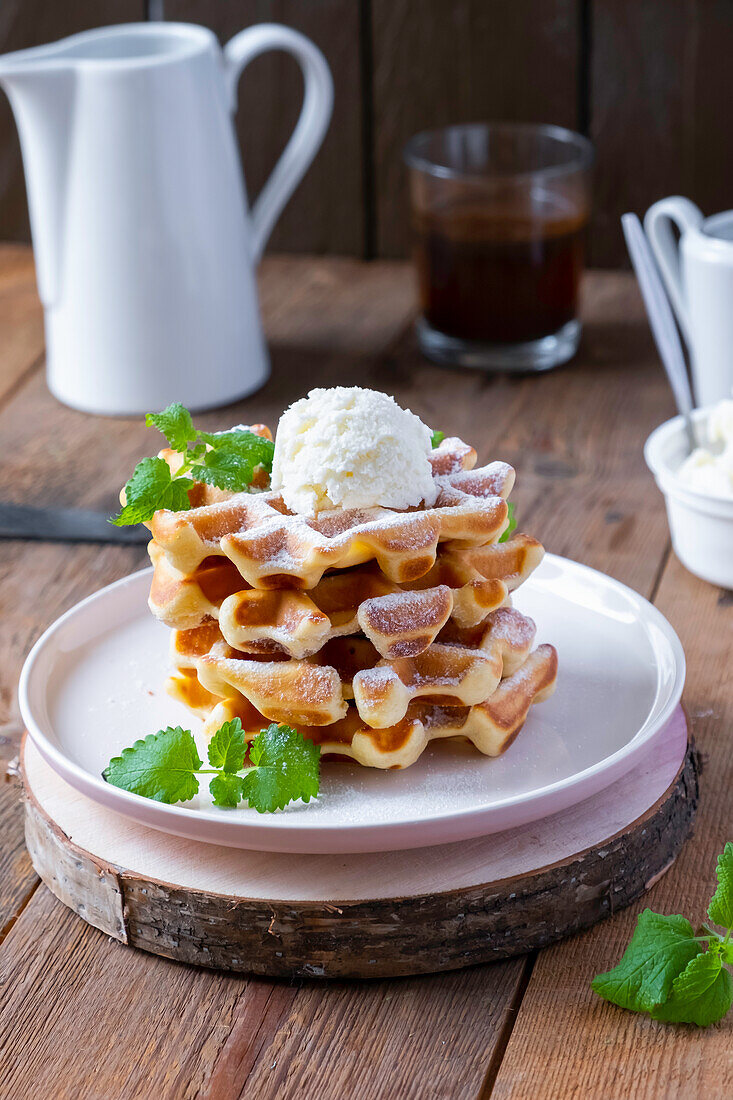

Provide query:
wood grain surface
left=0, top=245, right=44, bottom=404
left=491, top=567, right=733, bottom=1099
left=0, top=253, right=730, bottom=1097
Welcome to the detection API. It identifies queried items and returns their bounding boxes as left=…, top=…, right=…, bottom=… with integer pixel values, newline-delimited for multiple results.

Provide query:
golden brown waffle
left=149, top=543, right=247, bottom=629
left=142, top=425, right=557, bottom=770
left=218, top=566, right=398, bottom=657
left=218, top=574, right=457, bottom=660
left=169, top=620, right=217, bottom=666
left=352, top=643, right=504, bottom=728
left=150, top=534, right=543, bottom=658
left=193, top=606, right=539, bottom=729
left=428, top=436, right=477, bottom=475
left=167, top=668, right=223, bottom=717
left=148, top=455, right=514, bottom=586
left=437, top=605, right=538, bottom=677
left=197, top=643, right=558, bottom=769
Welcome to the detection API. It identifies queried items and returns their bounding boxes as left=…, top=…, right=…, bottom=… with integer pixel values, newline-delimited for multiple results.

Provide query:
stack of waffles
left=145, top=430, right=558, bottom=769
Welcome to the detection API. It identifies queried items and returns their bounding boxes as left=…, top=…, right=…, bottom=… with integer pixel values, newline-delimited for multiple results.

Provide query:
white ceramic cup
left=645, top=197, right=733, bottom=408
left=644, top=407, right=733, bottom=588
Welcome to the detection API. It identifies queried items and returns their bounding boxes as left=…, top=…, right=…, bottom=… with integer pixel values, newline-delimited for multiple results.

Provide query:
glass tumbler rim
left=403, top=121, right=594, bottom=183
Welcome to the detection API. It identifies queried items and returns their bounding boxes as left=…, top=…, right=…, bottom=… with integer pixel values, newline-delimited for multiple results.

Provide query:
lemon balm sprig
left=103, top=719, right=321, bottom=813
left=111, top=402, right=274, bottom=526
left=592, top=842, right=733, bottom=1027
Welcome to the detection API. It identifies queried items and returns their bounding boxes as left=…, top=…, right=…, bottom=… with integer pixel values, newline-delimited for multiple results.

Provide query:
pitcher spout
left=0, top=36, right=73, bottom=76
left=0, top=47, right=75, bottom=309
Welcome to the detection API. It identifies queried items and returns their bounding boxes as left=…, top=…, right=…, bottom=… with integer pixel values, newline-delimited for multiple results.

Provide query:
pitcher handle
left=643, top=197, right=703, bottom=345
left=223, top=23, right=333, bottom=262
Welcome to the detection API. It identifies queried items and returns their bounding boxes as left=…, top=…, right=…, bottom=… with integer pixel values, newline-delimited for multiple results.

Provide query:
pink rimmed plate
left=19, top=555, right=685, bottom=854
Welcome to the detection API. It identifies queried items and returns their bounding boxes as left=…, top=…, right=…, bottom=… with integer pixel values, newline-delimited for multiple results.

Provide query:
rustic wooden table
left=0, top=246, right=730, bottom=1098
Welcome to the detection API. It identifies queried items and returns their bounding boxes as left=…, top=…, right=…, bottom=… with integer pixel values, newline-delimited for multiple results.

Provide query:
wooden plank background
left=0, top=1, right=731, bottom=263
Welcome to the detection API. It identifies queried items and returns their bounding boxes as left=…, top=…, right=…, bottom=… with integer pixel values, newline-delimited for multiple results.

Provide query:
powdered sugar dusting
left=155, top=452, right=515, bottom=587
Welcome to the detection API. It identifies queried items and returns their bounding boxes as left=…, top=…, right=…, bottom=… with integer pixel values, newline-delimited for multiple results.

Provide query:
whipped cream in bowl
left=676, top=399, right=733, bottom=498
left=644, top=399, right=733, bottom=588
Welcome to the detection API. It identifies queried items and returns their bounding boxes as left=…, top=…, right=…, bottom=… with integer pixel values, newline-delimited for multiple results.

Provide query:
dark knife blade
left=0, top=503, right=149, bottom=544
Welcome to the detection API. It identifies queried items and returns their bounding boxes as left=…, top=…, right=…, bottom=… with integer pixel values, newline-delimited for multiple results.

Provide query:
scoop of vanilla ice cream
left=271, top=387, right=437, bottom=515
left=677, top=397, right=733, bottom=497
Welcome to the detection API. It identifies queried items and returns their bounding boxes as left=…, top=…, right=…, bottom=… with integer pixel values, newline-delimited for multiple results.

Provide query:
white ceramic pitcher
left=645, top=196, right=733, bottom=407
left=0, top=23, right=333, bottom=414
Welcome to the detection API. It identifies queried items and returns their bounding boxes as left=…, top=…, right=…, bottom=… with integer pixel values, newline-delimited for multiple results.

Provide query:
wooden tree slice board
left=21, top=708, right=698, bottom=980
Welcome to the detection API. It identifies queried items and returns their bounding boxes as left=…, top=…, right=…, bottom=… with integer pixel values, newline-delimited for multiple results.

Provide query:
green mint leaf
left=145, top=403, right=197, bottom=452
left=189, top=441, right=208, bottom=461
left=111, top=457, right=194, bottom=526
left=651, top=951, right=733, bottom=1027
left=103, top=726, right=202, bottom=803
left=201, top=427, right=273, bottom=457
left=707, top=841, right=733, bottom=929
left=708, top=938, right=733, bottom=964
left=199, top=429, right=274, bottom=472
left=207, top=718, right=246, bottom=773
left=498, top=501, right=517, bottom=543
left=190, top=431, right=275, bottom=492
left=209, top=772, right=244, bottom=808
left=240, top=723, right=320, bottom=813
left=591, top=910, right=703, bottom=1013
left=190, top=448, right=257, bottom=493
left=114, top=415, right=274, bottom=527
left=430, top=430, right=445, bottom=449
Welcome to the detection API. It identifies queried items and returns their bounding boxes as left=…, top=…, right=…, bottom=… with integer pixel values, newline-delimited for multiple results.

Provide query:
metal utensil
left=0, top=503, right=148, bottom=544
left=622, top=212, right=697, bottom=453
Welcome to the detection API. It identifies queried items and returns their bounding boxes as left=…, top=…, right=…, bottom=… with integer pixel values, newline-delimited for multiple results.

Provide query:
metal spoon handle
left=622, top=212, right=697, bottom=453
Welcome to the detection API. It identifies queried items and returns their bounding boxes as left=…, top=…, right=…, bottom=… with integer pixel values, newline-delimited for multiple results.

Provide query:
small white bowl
left=645, top=408, right=733, bottom=589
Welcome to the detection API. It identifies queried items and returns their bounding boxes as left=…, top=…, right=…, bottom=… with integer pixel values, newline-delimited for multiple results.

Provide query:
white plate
left=19, top=555, right=685, bottom=854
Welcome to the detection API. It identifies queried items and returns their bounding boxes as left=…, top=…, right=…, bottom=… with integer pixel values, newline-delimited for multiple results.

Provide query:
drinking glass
left=404, top=123, right=593, bottom=371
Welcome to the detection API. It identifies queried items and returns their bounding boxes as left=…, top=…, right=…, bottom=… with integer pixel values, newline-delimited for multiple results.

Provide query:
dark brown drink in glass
left=414, top=200, right=586, bottom=344
left=405, top=124, right=593, bottom=371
